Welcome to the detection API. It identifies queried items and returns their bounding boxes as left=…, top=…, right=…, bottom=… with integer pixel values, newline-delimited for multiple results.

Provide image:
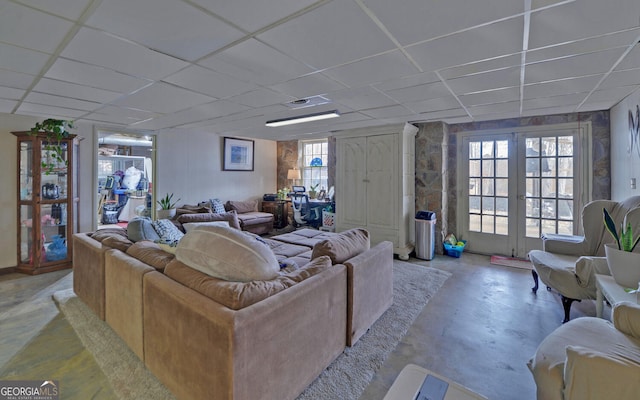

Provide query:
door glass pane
left=495, top=179, right=508, bottom=196
left=495, top=159, right=508, bottom=177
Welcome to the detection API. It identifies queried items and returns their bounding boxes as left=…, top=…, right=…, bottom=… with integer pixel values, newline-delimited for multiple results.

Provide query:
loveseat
left=528, top=302, right=640, bottom=400
left=72, top=225, right=393, bottom=400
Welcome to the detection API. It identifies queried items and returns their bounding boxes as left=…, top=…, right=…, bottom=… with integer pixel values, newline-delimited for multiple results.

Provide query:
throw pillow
left=175, top=225, right=280, bottom=282
left=90, top=227, right=128, bottom=242
left=311, top=228, right=370, bottom=264
left=165, top=255, right=332, bottom=309
left=152, top=219, right=185, bottom=245
left=210, top=198, right=226, bottom=214
left=127, top=217, right=161, bottom=243
left=227, top=199, right=258, bottom=214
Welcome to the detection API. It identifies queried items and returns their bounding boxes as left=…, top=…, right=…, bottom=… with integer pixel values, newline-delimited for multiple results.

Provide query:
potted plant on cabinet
left=30, top=119, right=75, bottom=175
left=603, top=208, right=640, bottom=288
left=157, top=193, right=180, bottom=220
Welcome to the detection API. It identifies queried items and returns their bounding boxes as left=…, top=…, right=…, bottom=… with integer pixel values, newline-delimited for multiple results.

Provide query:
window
left=299, top=139, right=328, bottom=192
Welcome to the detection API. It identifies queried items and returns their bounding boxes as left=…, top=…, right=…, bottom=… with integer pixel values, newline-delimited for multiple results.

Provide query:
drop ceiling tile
left=16, top=102, right=87, bottom=119
left=0, top=1, right=74, bottom=53
left=525, top=48, right=626, bottom=84
left=362, top=0, right=523, bottom=46
left=373, top=72, right=440, bottom=92
left=520, top=105, right=577, bottom=117
left=323, top=51, right=419, bottom=87
left=577, top=101, right=621, bottom=113
left=199, top=39, right=314, bottom=86
left=77, top=113, right=129, bottom=125
left=467, top=100, right=521, bottom=116
left=190, top=0, right=318, bottom=33
left=32, top=78, right=122, bottom=103
left=527, top=28, right=640, bottom=62
left=405, top=96, right=461, bottom=113
left=333, top=91, right=397, bottom=111
left=459, top=87, right=520, bottom=107
left=0, top=86, right=25, bottom=100
left=585, top=86, right=638, bottom=104
left=523, top=75, right=603, bottom=99
left=417, top=108, right=469, bottom=121
left=45, top=58, right=152, bottom=93
left=163, top=65, right=257, bottom=99
left=385, top=81, right=451, bottom=103
left=24, top=92, right=100, bottom=111
left=446, top=66, right=521, bottom=95
left=360, top=105, right=415, bottom=119
left=257, top=1, right=395, bottom=70
left=17, top=0, right=95, bottom=20
left=269, top=73, right=346, bottom=99
left=0, top=98, right=17, bottom=113
left=615, top=46, right=640, bottom=71
left=86, top=0, right=245, bottom=61
left=0, top=43, right=50, bottom=75
left=439, top=54, right=522, bottom=80
left=113, top=82, right=215, bottom=114
left=132, top=100, right=251, bottom=130
left=529, top=0, right=640, bottom=49
left=0, top=69, right=35, bottom=89
left=228, top=88, right=294, bottom=108
left=406, top=17, right=524, bottom=72
left=82, top=106, right=159, bottom=125
left=61, top=28, right=189, bottom=80
left=522, top=92, right=588, bottom=110
left=600, top=69, right=640, bottom=89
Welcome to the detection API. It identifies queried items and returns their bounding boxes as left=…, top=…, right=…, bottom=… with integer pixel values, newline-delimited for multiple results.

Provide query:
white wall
left=610, top=90, right=640, bottom=200
left=0, top=114, right=277, bottom=271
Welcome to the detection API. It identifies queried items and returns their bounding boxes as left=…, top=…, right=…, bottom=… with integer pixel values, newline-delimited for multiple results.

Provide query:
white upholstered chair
left=528, top=196, right=640, bottom=323
left=528, top=301, right=640, bottom=400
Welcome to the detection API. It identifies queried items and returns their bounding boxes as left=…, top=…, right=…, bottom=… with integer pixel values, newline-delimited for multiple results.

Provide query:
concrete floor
left=0, top=252, right=601, bottom=400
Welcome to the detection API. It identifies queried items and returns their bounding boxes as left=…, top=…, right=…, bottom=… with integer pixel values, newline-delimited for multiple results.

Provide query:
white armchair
left=528, top=301, right=640, bottom=400
left=528, top=196, right=640, bottom=323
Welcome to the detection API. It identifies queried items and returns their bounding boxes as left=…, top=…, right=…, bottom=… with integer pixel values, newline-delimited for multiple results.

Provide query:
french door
left=459, top=124, right=588, bottom=258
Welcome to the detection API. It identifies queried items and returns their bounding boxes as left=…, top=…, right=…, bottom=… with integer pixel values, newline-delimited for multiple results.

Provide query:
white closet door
left=337, top=136, right=367, bottom=226
left=366, top=134, right=398, bottom=229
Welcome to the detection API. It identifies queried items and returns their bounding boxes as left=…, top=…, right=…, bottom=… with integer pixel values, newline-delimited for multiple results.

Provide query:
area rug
left=54, top=260, right=451, bottom=400
left=490, top=255, right=532, bottom=270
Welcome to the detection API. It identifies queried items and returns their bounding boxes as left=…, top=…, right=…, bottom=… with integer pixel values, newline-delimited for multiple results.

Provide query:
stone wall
left=276, top=140, right=298, bottom=192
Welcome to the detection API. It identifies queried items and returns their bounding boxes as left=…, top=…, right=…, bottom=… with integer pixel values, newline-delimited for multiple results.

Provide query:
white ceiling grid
left=0, top=0, right=639, bottom=140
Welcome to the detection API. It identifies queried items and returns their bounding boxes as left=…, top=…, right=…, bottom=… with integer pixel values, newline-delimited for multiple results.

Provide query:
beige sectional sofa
left=72, top=226, right=393, bottom=400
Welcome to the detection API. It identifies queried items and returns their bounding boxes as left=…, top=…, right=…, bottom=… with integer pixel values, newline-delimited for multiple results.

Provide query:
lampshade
left=287, top=169, right=301, bottom=180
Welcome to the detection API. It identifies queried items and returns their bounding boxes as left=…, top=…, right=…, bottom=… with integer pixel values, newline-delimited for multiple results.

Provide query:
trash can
left=415, top=211, right=436, bottom=260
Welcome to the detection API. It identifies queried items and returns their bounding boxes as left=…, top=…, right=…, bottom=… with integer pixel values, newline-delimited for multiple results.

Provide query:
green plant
left=30, top=119, right=75, bottom=174
left=604, top=208, right=640, bottom=251
left=157, top=193, right=181, bottom=210
left=309, top=183, right=319, bottom=192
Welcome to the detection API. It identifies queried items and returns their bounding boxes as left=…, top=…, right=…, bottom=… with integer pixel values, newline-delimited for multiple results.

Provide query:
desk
left=384, top=364, right=487, bottom=400
left=596, top=274, right=638, bottom=318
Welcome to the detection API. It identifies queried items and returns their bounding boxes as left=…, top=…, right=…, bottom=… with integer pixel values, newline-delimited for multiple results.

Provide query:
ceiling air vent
left=285, top=95, right=331, bottom=109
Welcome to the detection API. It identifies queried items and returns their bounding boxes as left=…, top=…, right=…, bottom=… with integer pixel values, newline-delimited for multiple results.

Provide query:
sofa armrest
left=563, top=345, right=640, bottom=400
left=542, top=234, right=588, bottom=256
left=344, top=241, right=394, bottom=346
left=72, top=232, right=111, bottom=320
left=613, top=301, right=640, bottom=339
left=574, top=256, right=609, bottom=288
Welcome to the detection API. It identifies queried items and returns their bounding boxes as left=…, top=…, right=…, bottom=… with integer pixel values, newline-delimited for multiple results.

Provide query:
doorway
left=95, top=131, right=155, bottom=228
left=458, top=123, right=590, bottom=258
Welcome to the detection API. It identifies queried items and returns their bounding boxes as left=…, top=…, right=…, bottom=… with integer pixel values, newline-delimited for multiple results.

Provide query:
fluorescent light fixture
left=266, top=110, right=340, bottom=127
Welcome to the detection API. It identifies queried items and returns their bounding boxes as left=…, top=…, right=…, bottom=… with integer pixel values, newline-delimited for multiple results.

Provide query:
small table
left=595, top=274, right=638, bottom=318
left=383, top=364, right=487, bottom=400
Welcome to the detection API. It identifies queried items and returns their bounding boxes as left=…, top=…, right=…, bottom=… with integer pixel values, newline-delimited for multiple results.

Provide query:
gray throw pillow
left=127, top=217, right=161, bottom=243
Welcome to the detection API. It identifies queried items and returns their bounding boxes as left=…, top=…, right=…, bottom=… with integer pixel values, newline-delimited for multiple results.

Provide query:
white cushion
left=175, top=225, right=280, bottom=282
left=182, top=221, right=229, bottom=232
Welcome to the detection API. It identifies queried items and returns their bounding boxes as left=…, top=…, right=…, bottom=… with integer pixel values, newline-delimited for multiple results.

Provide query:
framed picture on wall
left=223, top=137, right=254, bottom=171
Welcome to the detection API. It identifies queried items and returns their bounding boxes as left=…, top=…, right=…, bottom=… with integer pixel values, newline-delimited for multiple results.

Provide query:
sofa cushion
left=164, top=255, right=332, bottom=310
left=227, top=199, right=258, bottom=214
left=126, top=241, right=175, bottom=272
left=175, top=225, right=280, bottom=282
left=182, top=221, right=229, bottom=232
left=270, top=229, right=335, bottom=247
left=90, top=227, right=128, bottom=242
left=311, top=228, right=370, bottom=264
left=127, top=217, right=161, bottom=243
left=152, top=219, right=185, bottom=245
left=175, top=205, right=212, bottom=216
left=176, top=210, right=241, bottom=230
left=101, top=235, right=133, bottom=252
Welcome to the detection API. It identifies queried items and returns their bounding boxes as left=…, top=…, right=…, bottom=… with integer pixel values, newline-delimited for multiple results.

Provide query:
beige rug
left=54, top=260, right=451, bottom=400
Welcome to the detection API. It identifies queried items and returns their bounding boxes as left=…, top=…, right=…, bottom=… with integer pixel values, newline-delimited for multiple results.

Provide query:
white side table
left=383, top=364, right=487, bottom=400
left=595, top=274, right=638, bottom=318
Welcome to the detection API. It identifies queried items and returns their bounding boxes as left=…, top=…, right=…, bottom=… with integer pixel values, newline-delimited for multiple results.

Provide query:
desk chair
left=290, top=186, right=322, bottom=228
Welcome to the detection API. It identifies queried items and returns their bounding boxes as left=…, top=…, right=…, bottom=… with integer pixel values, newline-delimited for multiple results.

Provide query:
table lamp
left=287, top=168, right=301, bottom=189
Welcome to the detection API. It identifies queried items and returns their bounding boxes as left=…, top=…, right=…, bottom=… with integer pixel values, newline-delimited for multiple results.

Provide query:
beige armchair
left=528, top=196, right=640, bottom=322
left=528, top=301, right=640, bottom=400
